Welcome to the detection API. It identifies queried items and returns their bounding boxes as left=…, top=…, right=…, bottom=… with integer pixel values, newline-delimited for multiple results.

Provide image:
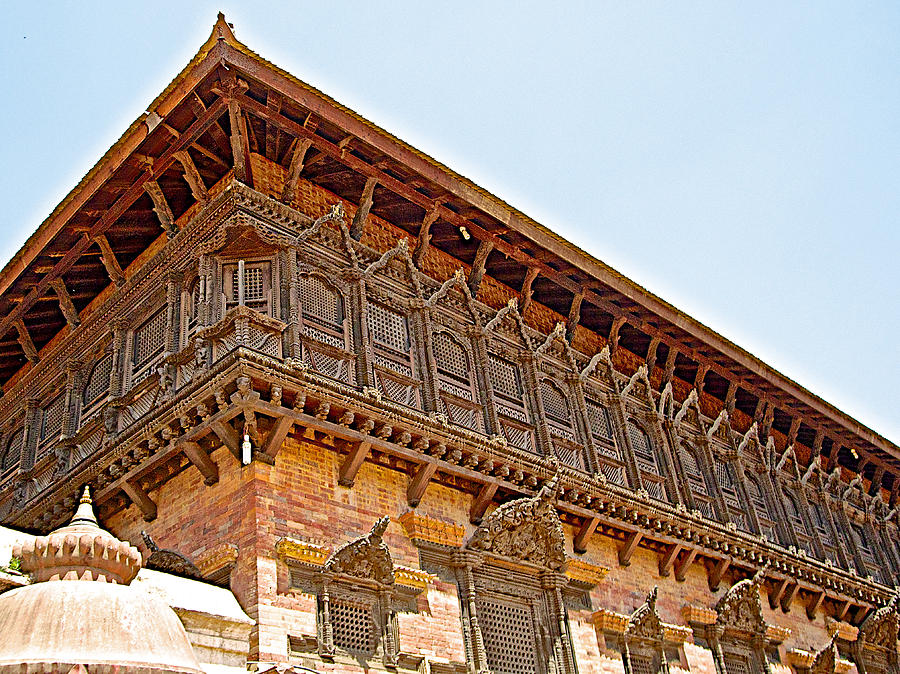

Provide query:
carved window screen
left=586, top=398, right=625, bottom=483
left=628, top=654, right=657, bottom=674
left=812, top=501, right=839, bottom=561
left=849, top=522, right=883, bottom=582
left=680, top=446, right=715, bottom=519
left=367, top=302, right=420, bottom=409
left=746, top=475, right=776, bottom=540
left=723, top=653, right=751, bottom=674
left=185, top=277, right=202, bottom=338
left=1, top=428, right=23, bottom=476
left=628, top=421, right=665, bottom=501
left=330, top=598, right=377, bottom=655
left=488, top=354, right=534, bottom=453
left=299, top=275, right=355, bottom=382
left=541, top=379, right=585, bottom=470
left=224, top=260, right=272, bottom=315
left=81, top=354, right=112, bottom=425
left=475, top=595, right=538, bottom=674
left=132, top=308, right=167, bottom=385
left=715, top=459, right=749, bottom=531
left=433, top=332, right=483, bottom=432
left=37, top=393, right=66, bottom=456
left=784, top=490, right=814, bottom=554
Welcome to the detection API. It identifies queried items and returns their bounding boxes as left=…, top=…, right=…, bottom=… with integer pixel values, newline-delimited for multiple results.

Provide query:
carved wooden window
left=849, top=522, right=884, bottom=583
left=784, top=489, right=814, bottom=554
left=0, top=428, right=23, bottom=476
left=811, top=500, right=840, bottom=563
left=327, top=596, right=377, bottom=655
left=80, top=353, right=112, bottom=426
left=37, top=393, right=66, bottom=456
left=541, top=379, right=586, bottom=471
left=299, top=274, right=354, bottom=383
left=585, top=398, right=625, bottom=483
left=680, top=445, right=715, bottom=519
left=476, top=594, right=540, bottom=674
left=185, top=276, right=202, bottom=338
left=746, top=475, right=776, bottom=540
left=488, top=354, right=534, bottom=452
left=714, top=458, right=749, bottom=531
left=367, top=302, right=420, bottom=409
left=433, top=331, right=483, bottom=432
left=131, top=307, right=167, bottom=385
left=224, top=259, right=272, bottom=316
left=627, top=421, right=665, bottom=500
left=722, top=652, right=751, bottom=674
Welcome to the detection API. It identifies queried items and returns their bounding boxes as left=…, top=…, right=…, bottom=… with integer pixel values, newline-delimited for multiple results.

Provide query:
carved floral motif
left=323, top=516, right=394, bottom=584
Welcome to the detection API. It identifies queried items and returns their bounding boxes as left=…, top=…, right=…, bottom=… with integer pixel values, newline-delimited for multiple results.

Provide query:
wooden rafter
left=574, top=517, right=598, bottom=554
left=180, top=441, right=219, bottom=485
left=469, top=482, right=498, bottom=525
left=618, top=530, right=642, bottom=566
left=406, top=461, right=438, bottom=508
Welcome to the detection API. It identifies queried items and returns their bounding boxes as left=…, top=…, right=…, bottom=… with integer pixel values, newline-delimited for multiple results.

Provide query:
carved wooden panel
left=784, top=488, right=814, bottom=555
left=628, top=420, right=664, bottom=500
left=680, top=445, right=715, bottom=519
left=224, top=260, right=272, bottom=316
left=715, top=458, right=748, bottom=531
left=433, top=331, right=484, bottom=433
left=586, top=398, right=625, bottom=483
left=37, top=393, right=65, bottom=456
left=1, top=428, right=23, bottom=476
left=488, top=354, right=534, bottom=452
left=475, top=595, right=539, bottom=674
left=746, top=475, right=776, bottom=540
left=722, top=653, right=751, bottom=674
left=368, top=302, right=421, bottom=409
left=80, top=354, right=112, bottom=426
left=131, top=307, right=167, bottom=385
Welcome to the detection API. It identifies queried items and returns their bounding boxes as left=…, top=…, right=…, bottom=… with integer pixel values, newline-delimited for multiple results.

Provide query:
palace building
left=0, top=14, right=898, bottom=674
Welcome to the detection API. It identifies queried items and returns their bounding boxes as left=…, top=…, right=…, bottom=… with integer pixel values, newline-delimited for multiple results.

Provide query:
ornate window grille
left=185, top=276, right=202, bottom=338
left=37, top=393, right=66, bottom=457
left=540, top=379, right=585, bottom=471
left=475, top=593, right=540, bottom=674
left=80, top=354, right=112, bottom=426
left=488, top=353, right=534, bottom=453
left=783, top=489, right=814, bottom=555
left=0, top=428, right=23, bottom=477
left=367, top=302, right=420, bottom=409
left=745, top=475, right=776, bottom=541
left=223, top=259, right=272, bottom=315
left=680, top=445, right=715, bottom=519
left=714, top=458, right=749, bottom=531
left=627, top=420, right=665, bottom=501
left=299, top=274, right=354, bottom=383
left=585, top=398, right=625, bottom=483
left=849, top=522, right=884, bottom=583
left=811, top=499, right=840, bottom=563
left=432, top=331, right=483, bottom=432
left=131, top=308, right=167, bottom=385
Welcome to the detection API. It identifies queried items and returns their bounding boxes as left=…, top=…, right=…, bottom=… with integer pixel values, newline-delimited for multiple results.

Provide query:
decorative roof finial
left=68, top=485, right=99, bottom=528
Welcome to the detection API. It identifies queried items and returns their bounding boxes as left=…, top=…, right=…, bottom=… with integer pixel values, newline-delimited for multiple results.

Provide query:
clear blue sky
left=1, top=3, right=897, bottom=444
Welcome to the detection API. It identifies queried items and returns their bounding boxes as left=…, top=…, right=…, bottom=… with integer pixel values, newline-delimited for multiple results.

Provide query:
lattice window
left=628, top=654, right=657, bottom=674
left=81, top=354, right=112, bottom=423
left=476, top=596, right=538, bottom=674
left=586, top=398, right=624, bottom=482
left=434, top=332, right=469, bottom=382
left=812, top=501, right=839, bottom=562
left=489, top=354, right=534, bottom=452
left=39, top=393, right=66, bottom=452
left=1, top=428, right=23, bottom=475
left=133, top=308, right=166, bottom=370
left=330, top=599, right=376, bottom=655
left=784, top=489, right=814, bottom=554
left=185, top=277, right=202, bottom=337
left=540, top=380, right=576, bottom=444
left=368, top=302, right=409, bottom=352
left=715, top=458, right=748, bottom=531
left=628, top=420, right=665, bottom=501
left=368, top=302, right=420, bottom=408
left=301, top=275, right=344, bottom=328
left=849, top=522, right=883, bottom=582
left=299, top=274, right=350, bottom=363
left=723, top=654, right=751, bottom=674
left=489, top=354, right=521, bottom=401
left=680, top=447, right=715, bottom=520
left=433, top=332, right=483, bottom=432
left=746, top=476, right=775, bottom=540
left=224, top=260, right=272, bottom=315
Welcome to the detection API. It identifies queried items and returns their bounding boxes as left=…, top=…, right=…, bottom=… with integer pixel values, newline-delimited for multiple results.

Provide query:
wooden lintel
left=211, top=420, right=241, bottom=459
left=708, top=558, right=730, bottom=591
left=338, top=440, right=372, bottom=487
left=407, top=461, right=438, bottom=508
left=769, top=578, right=790, bottom=610
left=674, top=548, right=698, bottom=582
left=180, top=441, right=219, bottom=486
left=50, top=278, right=80, bottom=328
left=573, top=517, right=599, bottom=554
left=780, top=582, right=800, bottom=613
left=566, top=291, right=584, bottom=342
left=143, top=180, right=176, bottom=238
left=519, top=266, right=540, bottom=314
left=806, top=589, right=825, bottom=619
left=261, top=415, right=294, bottom=459
left=281, top=138, right=312, bottom=204
left=470, top=482, right=499, bottom=525
left=467, top=240, right=494, bottom=297
left=658, top=543, right=682, bottom=578
left=349, top=176, right=378, bottom=241
left=228, top=99, right=250, bottom=184
left=122, top=480, right=157, bottom=522
left=13, top=319, right=38, bottom=363
left=618, top=530, right=643, bottom=567
left=93, top=234, right=126, bottom=287
left=174, top=150, right=209, bottom=204
left=412, top=206, right=440, bottom=268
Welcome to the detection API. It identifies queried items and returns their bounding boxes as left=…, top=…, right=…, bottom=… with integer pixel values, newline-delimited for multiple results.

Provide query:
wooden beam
left=92, top=234, right=126, bottom=287
left=519, top=266, right=540, bottom=314
left=122, top=480, right=157, bottom=522
left=143, top=180, right=176, bottom=238
left=211, top=420, right=241, bottom=459
left=407, top=461, right=438, bottom=508
left=566, top=291, right=584, bottom=342
left=50, top=278, right=79, bottom=328
left=174, top=150, right=208, bottom=204
left=708, top=558, right=730, bottom=591
left=412, top=206, right=440, bottom=268
left=618, top=531, right=643, bottom=567
left=658, top=543, right=682, bottom=578
left=467, top=240, right=494, bottom=296
left=281, top=138, right=312, bottom=204
left=180, top=441, right=219, bottom=486
left=573, top=517, right=599, bottom=554
left=470, top=482, right=498, bottom=524
left=806, top=589, right=825, bottom=619
left=349, top=176, right=378, bottom=241
left=228, top=99, right=250, bottom=184
left=674, top=548, right=698, bottom=582
left=780, top=582, right=800, bottom=613
left=769, top=578, right=789, bottom=610
left=835, top=599, right=853, bottom=622
left=265, top=90, right=282, bottom=160
left=261, top=415, right=293, bottom=459
left=14, top=319, right=38, bottom=363
left=338, top=440, right=372, bottom=487
left=189, top=92, right=231, bottom=156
